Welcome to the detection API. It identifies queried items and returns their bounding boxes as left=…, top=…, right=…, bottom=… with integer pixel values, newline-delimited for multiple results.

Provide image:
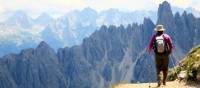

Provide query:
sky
left=0, top=0, right=200, bottom=17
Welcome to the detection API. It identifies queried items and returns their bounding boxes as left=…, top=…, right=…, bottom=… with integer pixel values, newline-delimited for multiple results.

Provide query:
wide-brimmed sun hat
left=154, top=25, right=165, bottom=31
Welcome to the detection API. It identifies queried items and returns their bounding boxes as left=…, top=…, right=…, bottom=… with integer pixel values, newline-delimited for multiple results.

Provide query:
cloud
left=0, top=0, right=87, bottom=14
left=84, top=0, right=156, bottom=11
left=0, top=0, right=157, bottom=13
left=193, top=1, right=200, bottom=11
left=170, top=0, right=192, bottom=8
left=0, top=0, right=200, bottom=15
left=0, top=5, right=5, bottom=13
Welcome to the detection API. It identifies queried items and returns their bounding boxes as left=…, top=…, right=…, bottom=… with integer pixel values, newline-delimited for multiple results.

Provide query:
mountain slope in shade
left=0, top=18, right=155, bottom=88
left=0, top=42, right=68, bottom=88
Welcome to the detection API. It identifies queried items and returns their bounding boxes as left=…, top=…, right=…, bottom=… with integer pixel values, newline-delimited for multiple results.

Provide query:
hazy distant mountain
left=0, top=7, right=157, bottom=56
left=34, top=13, right=54, bottom=25
left=5, top=10, right=34, bottom=28
left=1, top=5, right=200, bottom=57
left=97, top=8, right=157, bottom=26
left=172, top=6, right=200, bottom=17
left=0, top=1, right=200, bottom=88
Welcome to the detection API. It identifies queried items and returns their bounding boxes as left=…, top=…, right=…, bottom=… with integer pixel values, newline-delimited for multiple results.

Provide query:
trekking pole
left=170, top=54, right=178, bottom=79
left=148, top=64, right=150, bottom=88
left=147, top=55, right=151, bottom=88
left=148, top=63, right=151, bottom=88
left=170, top=55, right=176, bottom=68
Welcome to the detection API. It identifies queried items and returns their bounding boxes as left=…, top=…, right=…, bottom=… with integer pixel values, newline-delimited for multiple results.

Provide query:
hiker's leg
left=163, top=70, right=167, bottom=85
left=162, top=54, right=169, bottom=85
left=155, top=54, right=162, bottom=86
left=157, top=69, right=161, bottom=87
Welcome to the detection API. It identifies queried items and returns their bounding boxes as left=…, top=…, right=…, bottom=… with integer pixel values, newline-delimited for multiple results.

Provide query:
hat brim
left=154, top=28, right=165, bottom=31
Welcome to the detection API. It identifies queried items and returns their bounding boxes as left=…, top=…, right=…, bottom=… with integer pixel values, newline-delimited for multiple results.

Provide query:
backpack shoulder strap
left=162, top=34, right=167, bottom=41
left=153, top=34, right=156, bottom=42
left=162, top=34, right=170, bottom=51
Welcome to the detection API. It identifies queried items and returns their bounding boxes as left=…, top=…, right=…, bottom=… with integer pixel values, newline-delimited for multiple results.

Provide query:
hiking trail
left=111, top=80, right=200, bottom=88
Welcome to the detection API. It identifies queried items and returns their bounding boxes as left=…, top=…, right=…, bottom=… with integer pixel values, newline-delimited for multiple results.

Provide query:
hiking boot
left=163, top=81, right=166, bottom=86
left=157, top=82, right=161, bottom=87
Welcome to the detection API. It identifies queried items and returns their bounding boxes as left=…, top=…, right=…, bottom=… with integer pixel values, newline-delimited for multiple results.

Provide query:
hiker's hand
left=148, top=51, right=151, bottom=54
left=148, top=49, right=151, bottom=54
left=168, top=49, right=172, bottom=54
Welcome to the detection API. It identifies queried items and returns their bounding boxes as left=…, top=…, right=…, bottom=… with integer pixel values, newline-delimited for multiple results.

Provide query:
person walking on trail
left=148, top=25, right=173, bottom=87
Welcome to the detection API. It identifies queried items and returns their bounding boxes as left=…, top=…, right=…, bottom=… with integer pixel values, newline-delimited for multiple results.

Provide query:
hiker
left=148, top=25, right=173, bottom=87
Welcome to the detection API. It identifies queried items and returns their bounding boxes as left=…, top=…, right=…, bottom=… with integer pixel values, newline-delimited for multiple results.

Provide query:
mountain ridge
left=1, top=3, right=200, bottom=57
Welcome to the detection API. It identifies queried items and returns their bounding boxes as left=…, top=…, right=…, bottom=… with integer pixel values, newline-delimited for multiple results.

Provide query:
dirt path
left=111, top=80, right=200, bottom=88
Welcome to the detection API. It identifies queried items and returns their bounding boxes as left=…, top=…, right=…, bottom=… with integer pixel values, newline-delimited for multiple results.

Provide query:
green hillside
left=168, top=45, right=200, bottom=81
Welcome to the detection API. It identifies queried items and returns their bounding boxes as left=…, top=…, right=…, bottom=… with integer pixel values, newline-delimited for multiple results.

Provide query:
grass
left=168, top=44, right=200, bottom=81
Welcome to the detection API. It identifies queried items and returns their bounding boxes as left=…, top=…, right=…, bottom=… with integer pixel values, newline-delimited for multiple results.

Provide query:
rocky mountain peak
left=143, top=17, right=154, bottom=26
left=157, top=1, right=174, bottom=26
left=158, top=1, right=172, bottom=14
left=174, top=12, right=181, bottom=19
left=37, top=41, right=49, bottom=48
left=36, top=41, right=55, bottom=55
left=35, top=13, right=53, bottom=25
left=6, top=10, right=33, bottom=28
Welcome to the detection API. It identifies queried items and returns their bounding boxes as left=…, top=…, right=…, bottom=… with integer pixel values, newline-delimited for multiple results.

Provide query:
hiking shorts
left=155, top=53, right=169, bottom=72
